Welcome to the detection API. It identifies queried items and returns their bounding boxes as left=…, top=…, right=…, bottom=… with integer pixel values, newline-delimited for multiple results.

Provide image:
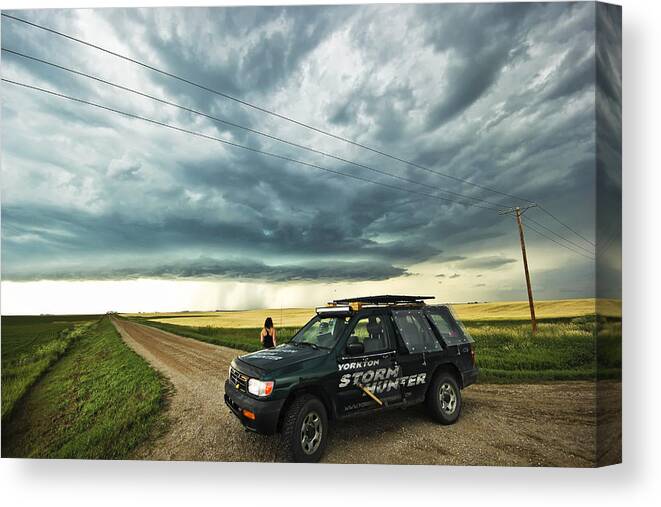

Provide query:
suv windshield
left=291, top=316, right=349, bottom=349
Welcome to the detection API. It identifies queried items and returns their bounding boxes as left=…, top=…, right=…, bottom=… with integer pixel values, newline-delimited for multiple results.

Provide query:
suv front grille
left=229, top=366, right=249, bottom=393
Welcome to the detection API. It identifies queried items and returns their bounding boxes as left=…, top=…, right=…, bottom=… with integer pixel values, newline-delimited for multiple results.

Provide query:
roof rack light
left=316, top=305, right=352, bottom=316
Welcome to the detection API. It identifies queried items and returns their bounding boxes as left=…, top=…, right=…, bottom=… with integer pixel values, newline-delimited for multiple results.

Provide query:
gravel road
left=112, top=318, right=621, bottom=466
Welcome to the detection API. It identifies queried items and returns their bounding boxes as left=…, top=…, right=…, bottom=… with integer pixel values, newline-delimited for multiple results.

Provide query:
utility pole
left=499, top=204, right=538, bottom=334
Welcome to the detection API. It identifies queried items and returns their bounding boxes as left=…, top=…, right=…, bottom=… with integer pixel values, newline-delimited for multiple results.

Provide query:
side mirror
left=346, top=341, right=364, bottom=356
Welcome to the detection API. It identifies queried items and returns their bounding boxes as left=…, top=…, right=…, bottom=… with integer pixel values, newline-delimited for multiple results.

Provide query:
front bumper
left=224, top=380, right=285, bottom=435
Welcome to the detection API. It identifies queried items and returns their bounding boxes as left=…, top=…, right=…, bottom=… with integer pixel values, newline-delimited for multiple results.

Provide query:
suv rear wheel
left=281, top=394, right=328, bottom=462
left=426, top=371, right=462, bottom=425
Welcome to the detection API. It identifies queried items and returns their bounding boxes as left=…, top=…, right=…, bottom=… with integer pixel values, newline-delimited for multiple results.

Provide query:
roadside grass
left=2, top=317, right=170, bottom=459
left=595, top=318, right=623, bottom=381
left=470, top=317, right=621, bottom=382
left=1, top=315, right=99, bottom=421
left=130, top=313, right=621, bottom=383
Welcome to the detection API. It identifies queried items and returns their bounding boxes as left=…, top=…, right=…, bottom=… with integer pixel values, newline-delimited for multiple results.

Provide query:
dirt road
left=112, top=318, right=621, bottom=466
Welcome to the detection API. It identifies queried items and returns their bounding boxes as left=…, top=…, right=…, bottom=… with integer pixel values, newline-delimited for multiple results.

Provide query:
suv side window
left=392, top=310, right=442, bottom=353
left=346, top=314, right=391, bottom=355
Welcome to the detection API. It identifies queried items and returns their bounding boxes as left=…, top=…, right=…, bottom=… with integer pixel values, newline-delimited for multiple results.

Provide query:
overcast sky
left=0, top=3, right=621, bottom=314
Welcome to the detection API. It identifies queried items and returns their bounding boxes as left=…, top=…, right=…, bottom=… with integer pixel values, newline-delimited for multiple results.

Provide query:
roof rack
left=331, top=295, right=435, bottom=306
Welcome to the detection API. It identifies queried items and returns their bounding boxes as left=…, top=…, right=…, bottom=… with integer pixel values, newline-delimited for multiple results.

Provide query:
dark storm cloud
left=0, top=3, right=615, bottom=295
left=103, top=6, right=348, bottom=111
left=0, top=202, right=439, bottom=268
left=544, top=45, right=595, bottom=101
left=419, top=3, right=535, bottom=129
left=4, top=257, right=407, bottom=283
left=424, top=51, right=508, bottom=129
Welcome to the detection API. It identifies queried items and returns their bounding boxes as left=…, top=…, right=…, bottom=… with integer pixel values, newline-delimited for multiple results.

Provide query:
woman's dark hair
left=264, top=317, right=274, bottom=329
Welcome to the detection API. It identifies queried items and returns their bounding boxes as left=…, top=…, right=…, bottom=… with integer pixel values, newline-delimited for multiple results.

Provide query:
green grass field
left=1, top=314, right=100, bottom=421
left=129, top=301, right=622, bottom=383
left=1, top=316, right=169, bottom=459
left=470, top=316, right=621, bottom=381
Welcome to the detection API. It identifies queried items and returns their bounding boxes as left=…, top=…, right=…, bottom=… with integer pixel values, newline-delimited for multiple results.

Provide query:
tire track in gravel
left=112, top=318, right=621, bottom=466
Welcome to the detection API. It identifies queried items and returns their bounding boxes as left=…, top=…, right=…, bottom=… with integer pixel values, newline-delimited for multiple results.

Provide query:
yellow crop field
left=452, top=298, right=621, bottom=321
left=131, top=307, right=315, bottom=328
left=124, top=298, right=620, bottom=329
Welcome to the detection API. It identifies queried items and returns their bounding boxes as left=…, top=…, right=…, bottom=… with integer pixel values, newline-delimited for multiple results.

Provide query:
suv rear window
left=392, top=309, right=442, bottom=353
left=426, top=306, right=474, bottom=346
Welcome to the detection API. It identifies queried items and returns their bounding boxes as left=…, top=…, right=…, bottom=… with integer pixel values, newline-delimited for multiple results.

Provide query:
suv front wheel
left=281, top=394, right=328, bottom=462
left=426, top=371, right=462, bottom=425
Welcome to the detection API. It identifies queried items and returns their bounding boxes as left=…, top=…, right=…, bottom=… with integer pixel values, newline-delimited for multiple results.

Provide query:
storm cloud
left=0, top=3, right=617, bottom=302
left=4, top=257, right=408, bottom=283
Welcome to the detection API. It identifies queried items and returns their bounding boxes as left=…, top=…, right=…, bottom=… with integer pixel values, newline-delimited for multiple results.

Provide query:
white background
left=0, top=0, right=658, bottom=505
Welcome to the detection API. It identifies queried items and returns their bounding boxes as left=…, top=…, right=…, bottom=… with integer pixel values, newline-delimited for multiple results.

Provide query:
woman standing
left=260, top=317, right=277, bottom=349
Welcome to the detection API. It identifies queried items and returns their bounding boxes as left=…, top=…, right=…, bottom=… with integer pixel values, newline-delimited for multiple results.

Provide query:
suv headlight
left=248, top=378, right=274, bottom=397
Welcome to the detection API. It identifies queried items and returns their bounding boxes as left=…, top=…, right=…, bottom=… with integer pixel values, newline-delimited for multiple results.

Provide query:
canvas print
left=0, top=2, right=621, bottom=466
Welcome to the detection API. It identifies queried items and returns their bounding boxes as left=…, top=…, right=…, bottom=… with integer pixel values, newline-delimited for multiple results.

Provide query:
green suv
left=224, top=295, right=478, bottom=462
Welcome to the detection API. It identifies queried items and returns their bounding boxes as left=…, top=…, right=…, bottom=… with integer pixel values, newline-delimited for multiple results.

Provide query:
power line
left=536, top=205, right=596, bottom=247
left=1, top=47, right=503, bottom=210
left=2, top=77, right=499, bottom=211
left=525, top=215, right=594, bottom=255
left=522, top=218, right=595, bottom=260
left=525, top=221, right=595, bottom=261
left=1, top=12, right=533, bottom=205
